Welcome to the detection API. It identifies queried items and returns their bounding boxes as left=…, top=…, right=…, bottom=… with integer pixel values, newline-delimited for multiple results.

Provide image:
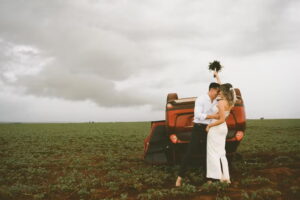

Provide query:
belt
left=194, top=123, right=208, bottom=126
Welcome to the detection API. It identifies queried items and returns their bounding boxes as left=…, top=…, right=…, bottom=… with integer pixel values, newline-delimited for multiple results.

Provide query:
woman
left=205, top=72, right=236, bottom=184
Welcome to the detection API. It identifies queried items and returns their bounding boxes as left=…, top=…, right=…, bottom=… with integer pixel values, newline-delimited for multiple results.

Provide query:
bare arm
left=206, top=113, right=220, bottom=119
left=206, top=101, right=226, bottom=131
left=214, top=71, right=221, bottom=84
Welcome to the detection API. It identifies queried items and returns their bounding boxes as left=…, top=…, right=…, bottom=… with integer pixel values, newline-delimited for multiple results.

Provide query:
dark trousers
left=178, top=123, right=208, bottom=178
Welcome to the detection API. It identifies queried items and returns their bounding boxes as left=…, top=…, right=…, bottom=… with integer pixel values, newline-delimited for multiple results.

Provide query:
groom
left=176, top=82, right=220, bottom=187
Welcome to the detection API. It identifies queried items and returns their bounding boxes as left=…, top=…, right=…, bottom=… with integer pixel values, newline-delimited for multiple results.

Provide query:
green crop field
left=0, top=119, right=299, bottom=200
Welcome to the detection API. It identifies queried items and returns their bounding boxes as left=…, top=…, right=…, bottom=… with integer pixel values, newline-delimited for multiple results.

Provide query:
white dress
left=206, top=106, right=230, bottom=181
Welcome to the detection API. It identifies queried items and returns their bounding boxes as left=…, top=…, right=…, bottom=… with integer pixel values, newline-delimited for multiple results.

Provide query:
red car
left=144, top=89, right=246, bottom=165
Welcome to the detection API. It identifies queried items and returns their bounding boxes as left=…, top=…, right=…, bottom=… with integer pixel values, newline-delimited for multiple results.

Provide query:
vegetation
left=0, top=119, right=299, bottom=199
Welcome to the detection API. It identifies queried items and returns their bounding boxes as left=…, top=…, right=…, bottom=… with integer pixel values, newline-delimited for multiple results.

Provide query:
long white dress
left=206, top=106, right=230, bottom=181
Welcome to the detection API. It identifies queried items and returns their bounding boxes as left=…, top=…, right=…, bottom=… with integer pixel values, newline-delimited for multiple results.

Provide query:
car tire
left=167, top=93, right=178, bottom=103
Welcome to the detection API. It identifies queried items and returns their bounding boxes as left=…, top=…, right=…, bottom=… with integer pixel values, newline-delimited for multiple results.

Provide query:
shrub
left=137, top=184, right=197, bottom=200
left=216, top=196, right=231, bottom=200
left=290, top=186, right=300, bottom=198
left=240, top=176, right=272, bottom=187
left=201, top=182, right=229, bottom=194
left=241, top=188, right=281, bottom=200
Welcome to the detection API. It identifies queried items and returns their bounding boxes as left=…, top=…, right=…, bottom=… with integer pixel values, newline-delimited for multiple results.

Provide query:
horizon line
left=0, top=118, right=299, bottom=124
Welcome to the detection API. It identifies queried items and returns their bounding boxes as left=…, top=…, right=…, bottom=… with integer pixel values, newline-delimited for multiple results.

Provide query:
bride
left=205, top=72, right=236, bottom=183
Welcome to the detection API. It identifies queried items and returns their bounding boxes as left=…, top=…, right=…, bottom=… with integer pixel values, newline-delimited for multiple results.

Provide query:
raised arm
left=214, top=71, right=221, bottom=84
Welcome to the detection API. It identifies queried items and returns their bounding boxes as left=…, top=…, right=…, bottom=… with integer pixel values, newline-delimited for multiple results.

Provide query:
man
left=175, top=82, right=220, bottom=187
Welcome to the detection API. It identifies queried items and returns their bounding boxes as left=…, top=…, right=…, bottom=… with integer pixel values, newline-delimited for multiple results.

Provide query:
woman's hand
left=206, top=125, right=211, bottom=132
left=212, top=113, right=220, bottom=119
left=213, top=71, right=219, bottom=77
left=213, top=71, right=221, bottom=84
left=206, top=113, right=220, bottom=120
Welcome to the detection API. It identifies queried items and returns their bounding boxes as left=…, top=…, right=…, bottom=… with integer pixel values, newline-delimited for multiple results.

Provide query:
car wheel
left=167, top=93, right=178, bottom=103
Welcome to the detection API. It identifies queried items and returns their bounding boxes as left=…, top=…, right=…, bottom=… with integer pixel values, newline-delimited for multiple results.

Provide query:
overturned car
left=144, top=89, right=246, bottom=165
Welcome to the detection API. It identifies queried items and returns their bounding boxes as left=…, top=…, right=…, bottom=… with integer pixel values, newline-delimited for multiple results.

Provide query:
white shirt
left=193, top=93, right=218, bottom=124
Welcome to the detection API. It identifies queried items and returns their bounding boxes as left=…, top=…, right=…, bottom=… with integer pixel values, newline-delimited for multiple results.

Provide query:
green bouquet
left=208, top=60, right=223, bottom=77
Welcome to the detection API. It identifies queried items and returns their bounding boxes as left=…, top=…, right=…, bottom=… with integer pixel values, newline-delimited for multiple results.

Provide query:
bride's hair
left=220, top=83, right=236, bottom=107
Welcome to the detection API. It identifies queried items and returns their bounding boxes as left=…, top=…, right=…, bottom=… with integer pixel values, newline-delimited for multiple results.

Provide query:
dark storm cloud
left=0, top=0, right=299, bottom=109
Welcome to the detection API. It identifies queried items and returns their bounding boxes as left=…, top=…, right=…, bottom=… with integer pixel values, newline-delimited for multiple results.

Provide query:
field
left=0, top=119, right=299, bottom=200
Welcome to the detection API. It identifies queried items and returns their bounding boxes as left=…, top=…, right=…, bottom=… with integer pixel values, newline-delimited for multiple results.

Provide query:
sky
left=0, top=0, right=299, bottom=122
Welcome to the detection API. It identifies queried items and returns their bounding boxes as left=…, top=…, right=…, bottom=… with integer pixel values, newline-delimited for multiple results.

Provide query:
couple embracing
left=176, top=71, right=236, bottom=186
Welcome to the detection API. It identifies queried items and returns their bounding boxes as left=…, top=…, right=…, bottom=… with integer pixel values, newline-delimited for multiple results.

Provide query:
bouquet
left=208, top=60, right=223, bottom=77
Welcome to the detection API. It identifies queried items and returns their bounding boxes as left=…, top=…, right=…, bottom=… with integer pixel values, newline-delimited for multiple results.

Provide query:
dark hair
left=209, top=82, right=220, bottom=91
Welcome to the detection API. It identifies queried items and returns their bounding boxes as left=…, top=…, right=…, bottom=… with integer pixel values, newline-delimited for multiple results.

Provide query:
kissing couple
left=176, top=71, right=237, bottom=186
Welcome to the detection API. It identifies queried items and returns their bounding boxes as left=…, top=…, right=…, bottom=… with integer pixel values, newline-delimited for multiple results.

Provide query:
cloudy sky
left=0, top=0, right=299, bottom=122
